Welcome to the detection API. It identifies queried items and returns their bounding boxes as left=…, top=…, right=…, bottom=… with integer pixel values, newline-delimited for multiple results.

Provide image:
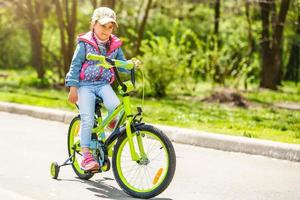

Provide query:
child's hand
left=129, top=58, right=142, bottom=69
left=68, top=87, right=78, bottom=104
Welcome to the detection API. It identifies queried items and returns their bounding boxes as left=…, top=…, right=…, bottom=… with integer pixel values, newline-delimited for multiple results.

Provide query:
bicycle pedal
left=84, top=168, right=101, bottom=174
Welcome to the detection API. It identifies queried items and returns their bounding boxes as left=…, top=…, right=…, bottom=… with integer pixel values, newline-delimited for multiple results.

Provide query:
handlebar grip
left=114, top=60, right=134, bottom=69
left=86, top=53, right=105, bottom=62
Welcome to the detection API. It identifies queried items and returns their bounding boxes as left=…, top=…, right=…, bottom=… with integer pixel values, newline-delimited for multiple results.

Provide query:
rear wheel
left=112, top=125, right=176, bottom=198
left=67, top=116, right=94, bottom=180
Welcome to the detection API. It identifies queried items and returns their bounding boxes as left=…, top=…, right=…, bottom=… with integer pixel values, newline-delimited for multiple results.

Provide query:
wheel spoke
left=122, top=142, right=163, bottom=189
left=144, top=167, right=153, bottom=188
left=150, top=150, right=165, bottom=161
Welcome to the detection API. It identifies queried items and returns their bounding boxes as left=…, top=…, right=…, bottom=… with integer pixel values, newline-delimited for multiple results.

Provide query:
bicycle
left=50, top=53, right=176, bottom=199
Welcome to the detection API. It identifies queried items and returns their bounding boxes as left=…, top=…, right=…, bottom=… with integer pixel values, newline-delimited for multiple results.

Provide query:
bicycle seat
left=95, top=96, right=103, bottom=105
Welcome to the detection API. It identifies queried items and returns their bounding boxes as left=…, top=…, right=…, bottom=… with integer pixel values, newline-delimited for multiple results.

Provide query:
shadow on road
left=56, top=176, right=173, bottom=200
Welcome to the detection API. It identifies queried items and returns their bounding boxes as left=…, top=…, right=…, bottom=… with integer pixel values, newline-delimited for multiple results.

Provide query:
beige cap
left=92, top=7, right=118, bottom=27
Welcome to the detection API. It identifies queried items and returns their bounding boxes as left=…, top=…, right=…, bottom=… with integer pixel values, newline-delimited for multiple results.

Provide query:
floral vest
left=78, top=31, right=122, bottom=84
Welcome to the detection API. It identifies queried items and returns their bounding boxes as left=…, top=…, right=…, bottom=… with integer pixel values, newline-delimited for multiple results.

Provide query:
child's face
left=94, top=22, right=114, bottom=41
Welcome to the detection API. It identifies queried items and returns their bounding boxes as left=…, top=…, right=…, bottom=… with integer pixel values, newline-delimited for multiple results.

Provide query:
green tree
left=53, top=0, right=77, bottom=80
left=135, top=0, right=153, bottom=55
left=9, top=0, right=50, bottom=79
left=259, top=0, right=290, bottom=89
left=0, top=5, right=30, bottom=69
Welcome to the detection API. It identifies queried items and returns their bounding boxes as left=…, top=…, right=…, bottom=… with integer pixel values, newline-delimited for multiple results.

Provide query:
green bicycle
left=50, top=53, right=176, bottom=199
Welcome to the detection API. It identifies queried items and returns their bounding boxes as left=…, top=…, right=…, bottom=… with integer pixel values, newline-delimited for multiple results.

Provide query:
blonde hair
left=90, top=20, right=97, bottom=31
left=89, top=20, right=117, bottom=32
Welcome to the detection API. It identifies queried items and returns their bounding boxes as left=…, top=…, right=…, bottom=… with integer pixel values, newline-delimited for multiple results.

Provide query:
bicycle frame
left=78, top=53, right=146, bottom=162
left=92, top=95, right=143, bottom=161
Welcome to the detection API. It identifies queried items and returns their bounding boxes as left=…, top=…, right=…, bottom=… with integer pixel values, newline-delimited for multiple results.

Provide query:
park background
left=0, top=0, right=299, bottom=144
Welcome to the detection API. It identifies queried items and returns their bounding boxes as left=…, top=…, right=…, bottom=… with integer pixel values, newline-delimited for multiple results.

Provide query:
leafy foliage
left=0, top=8, right=30, bottom=69
left=140, top=20, right=193, bottom=97
left=0, top=0, right=298, bottom=96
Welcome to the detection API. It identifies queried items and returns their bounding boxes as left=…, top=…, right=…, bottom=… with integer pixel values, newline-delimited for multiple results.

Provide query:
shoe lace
left=83, top=154, right=95, bottom=164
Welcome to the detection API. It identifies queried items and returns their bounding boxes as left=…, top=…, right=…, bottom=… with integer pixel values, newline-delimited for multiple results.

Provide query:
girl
left=65, top=7, right=128, bottom=171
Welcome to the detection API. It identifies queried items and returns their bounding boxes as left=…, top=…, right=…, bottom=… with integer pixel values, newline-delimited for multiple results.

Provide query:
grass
left=1, top=68, right=300, bottom=144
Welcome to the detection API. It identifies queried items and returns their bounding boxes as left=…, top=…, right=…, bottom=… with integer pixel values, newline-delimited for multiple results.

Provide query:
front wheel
left=112, top=124, right=176, bottom=199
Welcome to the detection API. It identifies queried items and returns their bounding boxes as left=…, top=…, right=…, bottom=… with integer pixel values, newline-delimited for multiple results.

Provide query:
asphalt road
left=0, top=112, right=300, bottom=200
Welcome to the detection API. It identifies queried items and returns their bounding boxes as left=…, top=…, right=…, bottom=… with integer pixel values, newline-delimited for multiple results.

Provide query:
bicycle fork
left=123, top=96, right=146, bottom=162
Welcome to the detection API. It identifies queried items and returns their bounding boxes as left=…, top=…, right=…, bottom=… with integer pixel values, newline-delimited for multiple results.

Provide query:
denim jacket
left=65, top=32, right=128, bottom=88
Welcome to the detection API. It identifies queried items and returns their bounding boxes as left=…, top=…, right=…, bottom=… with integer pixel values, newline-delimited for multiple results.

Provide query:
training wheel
left=50, top=162, right=60, bottom=179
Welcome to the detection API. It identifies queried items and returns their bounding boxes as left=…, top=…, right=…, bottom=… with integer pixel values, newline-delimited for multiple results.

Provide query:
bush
left=0, top=8, right=30, bottom=69
left=140, top=20, right=193, bottom=97
left=19, top=70, right=55, bottom=88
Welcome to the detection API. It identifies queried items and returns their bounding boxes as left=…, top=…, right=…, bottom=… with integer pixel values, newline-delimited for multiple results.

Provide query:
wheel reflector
left=152, top=168, right=163, bottom=185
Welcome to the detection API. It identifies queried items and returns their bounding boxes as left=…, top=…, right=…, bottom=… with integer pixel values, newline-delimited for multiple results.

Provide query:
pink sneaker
left=81, top=153, right=100, bottom=171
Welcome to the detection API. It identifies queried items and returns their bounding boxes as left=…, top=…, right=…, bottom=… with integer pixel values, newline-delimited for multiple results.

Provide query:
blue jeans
left=77, top=83, right=120, bottom=147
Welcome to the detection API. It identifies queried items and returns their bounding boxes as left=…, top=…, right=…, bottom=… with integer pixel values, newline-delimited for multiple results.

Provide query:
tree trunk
left=90, top=0, right=98, bottom=9
left=29, top=0, right=44, bottom=79
left=244, top=0, right=255, bottom=90
left=214, top=0, right=220, bottom=35
left=285, top=9, right=300, bottom=82
left=29, top=26, right=44, bottom=79
left=135, top=0, right=152, bottom=55
left=260, top=0, right=273, bottom=89
left=285, top=44, right=300, bottom=81
left=54, top=0, right=67, bottom=79
left=101, top=0, right=115, bottom=9
left=212, top=0, right=223, bottom=84
left=245, top=0, right=255, bottom=54
left=54, top=0, right=77, bottom=79
left=66, top=0, right=77, bottom=75
left=259, top=0, right=290, bottom=90
left=271, top=0, right=289, bottom=86
left=14, top=0, right=46, bottom=79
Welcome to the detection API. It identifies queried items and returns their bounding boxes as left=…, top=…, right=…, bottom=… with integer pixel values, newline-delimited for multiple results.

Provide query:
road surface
left=0, top=112, right=299, bottom=200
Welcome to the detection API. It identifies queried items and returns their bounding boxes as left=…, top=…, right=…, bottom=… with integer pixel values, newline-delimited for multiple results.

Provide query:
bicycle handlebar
left=86, top=53, right=141, bottom=89
left=86, top=53, right=137, bottom=70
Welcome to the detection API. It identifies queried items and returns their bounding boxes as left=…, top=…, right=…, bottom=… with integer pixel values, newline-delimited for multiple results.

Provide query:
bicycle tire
left=67, top=116, right=94, bottom=180
left=112, top=124, right=176, bottom=198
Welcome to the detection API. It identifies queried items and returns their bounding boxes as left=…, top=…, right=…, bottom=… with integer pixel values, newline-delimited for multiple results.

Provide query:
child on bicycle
left=65, top=7, right=128, bottom=171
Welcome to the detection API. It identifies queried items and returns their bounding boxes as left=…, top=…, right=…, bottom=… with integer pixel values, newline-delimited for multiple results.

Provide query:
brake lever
left=131, top=69, right=135, bottom=86
left=132, top=107, right=143, bottom=123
